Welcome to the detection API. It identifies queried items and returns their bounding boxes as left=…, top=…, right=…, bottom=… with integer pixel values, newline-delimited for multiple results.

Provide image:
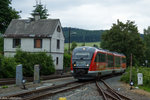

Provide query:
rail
left=1, top=81, right=92, bottom=100
left=96, top=80, right=132, bottom=100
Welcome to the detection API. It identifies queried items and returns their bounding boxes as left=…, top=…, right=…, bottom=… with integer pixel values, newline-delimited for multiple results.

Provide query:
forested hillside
left=62, top=27, right=144, bottom=43
left=62, top=27, right=105, bottom=43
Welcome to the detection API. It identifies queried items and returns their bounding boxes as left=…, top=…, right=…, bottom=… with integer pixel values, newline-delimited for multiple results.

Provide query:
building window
left=13, top=39, right=21, bottom=48
left=57, top=39, right=60, bottom=49
left=56, top=57, right=59, bottom=65
left=34, top=39, right=42, bottom=48
left=57, top=26, right=61, bottom=32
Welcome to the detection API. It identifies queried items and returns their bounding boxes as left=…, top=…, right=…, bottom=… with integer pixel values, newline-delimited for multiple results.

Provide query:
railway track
left=0, top=74, right=71, bottom=85
left=96, top=79, right=132, bottom=100
left=1, top=80, right=91, bottom=100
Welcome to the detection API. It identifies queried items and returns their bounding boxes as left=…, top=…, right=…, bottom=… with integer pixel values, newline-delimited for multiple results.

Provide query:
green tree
left=63, top=53, right=71, bottom=68
left=144, top=26, right=150, bottom=67
left=93, top=44, right=98, bottom=48
left=101, top=20, right=145, bottom=66
left=0, top=37, right=3, bottom=52
left=31, top=2, right=49, bottom=19
left=71, top=41, right=77, bottom=51
left=0, top=0, right=20, bottom=34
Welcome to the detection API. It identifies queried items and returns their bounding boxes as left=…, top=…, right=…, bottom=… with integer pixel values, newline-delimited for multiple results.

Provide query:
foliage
left=82, top=43, right=85, bottom=46
left=93, top=44, right=98, bottom=48
left=14, top=49, right=55, bottom=77
left=0, top=55, right=17, bottom=78
left=0, top=0, right=20, bottom=34
left=71, top=41, right=77, bottom=51
left=1, top=85, right=8, bottom=89
left=0, top=37, right=3, bottom=52
left=101, top=20, right=145, bottom=66
left=143, top=26, right=150, bottom=67
left=31, top=2, right=49, bottom=19
left=121, top=66, right=150, bottom=92
left=63, top=53, right=71, bottom=68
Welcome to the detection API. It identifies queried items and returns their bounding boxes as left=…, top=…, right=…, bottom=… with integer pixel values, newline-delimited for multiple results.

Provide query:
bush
left=14, top=49, right=55, bottom=77
left=63, top=53, right=71, bottom=68
left=0, top=55, right=17, bottom=78
left=121, top=66, right=150, bottom=92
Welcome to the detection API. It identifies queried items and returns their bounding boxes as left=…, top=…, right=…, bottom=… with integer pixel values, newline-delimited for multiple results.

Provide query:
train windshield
left=73, top=52, right=92, bottom=59
left=75, top=52, right=90, bottom=59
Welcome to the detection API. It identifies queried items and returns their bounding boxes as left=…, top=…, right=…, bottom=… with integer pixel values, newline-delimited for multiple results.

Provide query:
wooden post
left=68, top=27, right=71, bottom=54
left=130, top=53, right=132, bottom=82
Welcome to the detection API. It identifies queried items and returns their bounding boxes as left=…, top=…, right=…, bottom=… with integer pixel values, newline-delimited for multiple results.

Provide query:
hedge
left=14, top=49, right=55, bottom=77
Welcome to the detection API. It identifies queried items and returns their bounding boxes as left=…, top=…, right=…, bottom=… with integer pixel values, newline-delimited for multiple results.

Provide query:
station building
left=3, top=15, right=65, bottom=72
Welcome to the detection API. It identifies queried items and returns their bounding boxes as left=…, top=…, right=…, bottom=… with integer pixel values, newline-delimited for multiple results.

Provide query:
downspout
left=50, top=37, right=51, bottom=53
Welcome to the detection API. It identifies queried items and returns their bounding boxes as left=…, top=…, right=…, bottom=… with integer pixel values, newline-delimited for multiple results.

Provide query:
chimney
left=34, top=12, right=40, bottom=21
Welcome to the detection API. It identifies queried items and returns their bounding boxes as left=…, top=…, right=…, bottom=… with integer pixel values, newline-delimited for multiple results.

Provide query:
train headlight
left=74, top=64, right=76, bottom=67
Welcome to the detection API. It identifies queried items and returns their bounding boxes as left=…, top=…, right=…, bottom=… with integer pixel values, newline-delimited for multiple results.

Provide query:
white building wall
left=21, top=38, right=50, bottom=52
left=50, top=53, right=63, bottom=70
left=50, top=22, right=64, bottom=70
left=4, top=38, right=51, bottom=57
left=51, top=22, right=64, bottom=53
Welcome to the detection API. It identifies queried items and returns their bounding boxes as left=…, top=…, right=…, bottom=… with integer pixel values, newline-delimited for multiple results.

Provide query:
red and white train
left=71, top=46, right=126, bottom=80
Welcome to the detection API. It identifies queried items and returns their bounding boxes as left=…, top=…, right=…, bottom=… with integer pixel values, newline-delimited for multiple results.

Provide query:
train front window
left=74, top=52, right=91, bottom=59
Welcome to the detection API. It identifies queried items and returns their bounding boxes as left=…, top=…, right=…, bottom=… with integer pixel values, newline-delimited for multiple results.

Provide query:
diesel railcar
left=71, top=46, right=126, bottom=80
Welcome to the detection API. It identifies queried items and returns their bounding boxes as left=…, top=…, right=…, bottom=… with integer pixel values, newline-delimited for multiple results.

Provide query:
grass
left=65, top=42, right=101, bottom=49
left=1, top=85, right=8, bottom=89
left=121, top=66, right=150, bottom=92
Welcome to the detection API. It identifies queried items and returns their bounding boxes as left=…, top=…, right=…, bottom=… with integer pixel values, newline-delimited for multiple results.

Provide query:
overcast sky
left=11, top=0, right=150, bottom=33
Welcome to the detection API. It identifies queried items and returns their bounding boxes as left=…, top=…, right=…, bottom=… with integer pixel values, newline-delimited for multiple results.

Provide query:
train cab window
left=95, top=53, right=106, bottom=62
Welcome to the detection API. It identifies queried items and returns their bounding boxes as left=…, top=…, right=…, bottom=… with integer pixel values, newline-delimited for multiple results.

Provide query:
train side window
left=100, top=53, right=106, bottom=62
left=115, top=57, right=121, bottom=67
left=122, top=58, right=126, bottom=63
left=95, top=53, right=100, bottom=62
left=107, top=55, right=113, bottom=67
left=95, top=53, right=106, bottom=62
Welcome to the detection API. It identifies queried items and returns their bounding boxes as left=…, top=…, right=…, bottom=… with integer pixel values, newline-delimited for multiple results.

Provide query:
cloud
left=11, top=0, right=150, bottom=33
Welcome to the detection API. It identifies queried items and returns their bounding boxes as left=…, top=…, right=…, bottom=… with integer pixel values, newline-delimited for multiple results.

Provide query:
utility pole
left=84, top=34, right=85, bottom=46
left=68, top=27, right=71, bottom=54
left=130, top=53, right=132, bottom=82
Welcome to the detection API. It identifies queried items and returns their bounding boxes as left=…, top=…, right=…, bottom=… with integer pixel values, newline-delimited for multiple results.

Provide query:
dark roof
left=4, top=19, right=60, bottom=38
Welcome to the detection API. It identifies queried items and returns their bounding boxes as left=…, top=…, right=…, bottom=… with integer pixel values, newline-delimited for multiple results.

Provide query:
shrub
left=14, top=49, right=55, bottom=77
left=63, top=53, right=71, bottom=68
left=0, top=56, right=17, bottom=78
left=121, top=66, right=150, bottom=91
